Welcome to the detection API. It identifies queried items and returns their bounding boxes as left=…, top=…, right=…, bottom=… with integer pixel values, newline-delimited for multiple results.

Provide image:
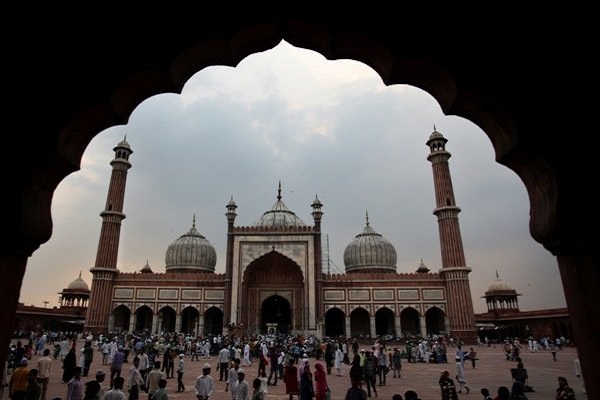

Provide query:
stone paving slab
left=5, top=342, right=586, bottom=400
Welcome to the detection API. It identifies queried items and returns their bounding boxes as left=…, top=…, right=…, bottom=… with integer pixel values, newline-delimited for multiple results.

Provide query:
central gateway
left=243, top=251, right=304, bottom=333
left=224, top=185, right=324, bottom=336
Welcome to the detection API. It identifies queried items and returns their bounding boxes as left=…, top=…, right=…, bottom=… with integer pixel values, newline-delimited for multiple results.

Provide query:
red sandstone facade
left=85, top=130, right=477, bottom=342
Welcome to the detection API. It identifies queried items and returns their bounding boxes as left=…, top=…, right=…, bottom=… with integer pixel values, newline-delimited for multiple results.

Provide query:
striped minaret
left=426, top=128, right=476, bottom=342
left=85, top=137, right=133, bottom=334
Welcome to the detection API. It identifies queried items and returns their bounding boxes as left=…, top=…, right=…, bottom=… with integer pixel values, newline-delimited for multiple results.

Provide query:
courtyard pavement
left=5, top=340, right=587, bottom=400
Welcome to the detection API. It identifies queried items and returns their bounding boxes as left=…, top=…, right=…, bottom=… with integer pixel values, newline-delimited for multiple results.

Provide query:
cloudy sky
left=21, top=40, right=565, bottom=314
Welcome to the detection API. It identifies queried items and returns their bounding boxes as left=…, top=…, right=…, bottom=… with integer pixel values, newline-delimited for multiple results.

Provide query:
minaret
left=85, top=137, right=133, bottom=334
left=224, top=195, right=238, bottom=326
left=426, top=128, right=476, bottom=342
left=311, top=195, right=324, bottom=324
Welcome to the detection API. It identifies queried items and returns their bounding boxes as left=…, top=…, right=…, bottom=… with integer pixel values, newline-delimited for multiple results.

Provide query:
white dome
left=165, top=218, right=217, bottom=273
left=67, top=272, right=89, bottom=291
left=343, top=214, right=397, bottom=273
left=253, top=184, right=307, bottom=227
left=487, top=272, right=514, bottom=292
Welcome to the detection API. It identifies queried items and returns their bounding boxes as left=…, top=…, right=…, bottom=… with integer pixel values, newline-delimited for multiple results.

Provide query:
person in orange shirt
left=9, top=358, right=30, bottom=400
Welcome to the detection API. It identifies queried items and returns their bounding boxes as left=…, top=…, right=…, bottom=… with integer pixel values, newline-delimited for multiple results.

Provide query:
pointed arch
left=400, top=307, right=421, bottom=337
left=158, top=306, right=176, bottom=333
left=350, top=307, right=370, bottom=338
left=134, top=305, right=153, bottom=333
left=375, top=307, right=395, bottom=337
left=325, top=307, right=346, bottom=337
left=425, top=306, right=446, bottom=336
left=204, top=306, right=224, bottom=336
left=243, top=250, right=304, bottom=285
left=181, top=306, right=200, bottom=336
left=112, top=304, right=130, bottom=333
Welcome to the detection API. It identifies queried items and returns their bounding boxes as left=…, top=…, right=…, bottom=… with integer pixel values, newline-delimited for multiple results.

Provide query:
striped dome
left=253, top=183, right=307, bottom=227
left=343, top=213, right=397, bottom=273
left=165, top=217, right=217, bottom=273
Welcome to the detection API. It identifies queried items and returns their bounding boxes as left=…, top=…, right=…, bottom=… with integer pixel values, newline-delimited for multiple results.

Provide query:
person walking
left=362, top=351, right=377, bottom=398
left=152, top=379, right=168, bottom=400
left=83, top=380, right=101, bottom=400
left=226, top=359, right=240, bottom=398
left=25, top=369, right=41, bottom=400
left=391, top=348, right=401, bottom=379
left=313, top=363, right=328, bottom=400
left=103, top=376, right=126, bottom=400
left=376, top=348, right=387, bottom=386
left=62, top=348, right=78, bottom=384
left=298, top=365, right=314, bottom=400
left=36, top=349, right=52, bottom=400
left=66, top=367, right=83, bottom=400
left=233, top=369, right=249, bottom=400
left=83, top=342, right=94, bottom=377
left=283, top=359, right=299, bottom=400
left=137, top=349, right=150, bottom=383
left=110, top=347, right=125, bottom=389
left=438, top=371, right=458, bottom=400
left=145, top=361, right=164, bottom=400
left=10, top=358, right=30, bottom=400
left=218, top=346, right=231, bottom=382
left=252, top=378, right=265, bottom=400
left=90, top=370, right=107, bottom=400
left=344, top=378, right=367, bottom=400
left=454, top=347, right=470, bottom=394
left=467, top=347, right=477, bottom=369
left=126, top=357, right=144, bottom=400
left=334, top=345, right=344, bottom=377
left=267, top=346, right=279, bottom=386
left=176, top=354, right=185, bottom=393
left=195, top=363, right=214, bottom=400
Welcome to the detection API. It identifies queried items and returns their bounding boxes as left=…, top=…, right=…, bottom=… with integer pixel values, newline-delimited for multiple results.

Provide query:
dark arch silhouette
left=158, top=306, right=176, bottom=333
left=204, top=306, right=224, bottom=336
left=350, top=307, right=370, bottom=338
left=261, top=295, right=291, bottom=334
left=425, top=307, right=446, bottom=336
left=325, top=307, right=346, bottom=337
left=112, top=304, right=131, bottom=333
left=2, top=15, right=596, bottom=398
left=400, top=307, right=420, bottom=337
left=181, top=306, right=200, bottom=335
left=134, top=305, right=153, bottom=333
left=375, top=307, right=395, bottom=337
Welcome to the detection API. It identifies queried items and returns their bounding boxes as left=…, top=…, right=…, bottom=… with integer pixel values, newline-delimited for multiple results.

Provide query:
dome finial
left=433, top=123, right=436, bottom=132
left=277, top=181, right=282, bottom=201
left=78, top=270, right=82, bottom=279
left=365, top=211, right=370, bottom=226
left=192, top=214, right=196, bottom=229
left=496, top=269, right=499, bottom=279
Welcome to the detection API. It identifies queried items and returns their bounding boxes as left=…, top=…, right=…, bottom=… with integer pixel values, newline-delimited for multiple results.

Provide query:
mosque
left=85, top=129, right=478, bottom=342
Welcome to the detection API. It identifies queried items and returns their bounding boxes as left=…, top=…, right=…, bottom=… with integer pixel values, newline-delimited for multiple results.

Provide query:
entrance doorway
left=261, top=295, right=291, bottom=333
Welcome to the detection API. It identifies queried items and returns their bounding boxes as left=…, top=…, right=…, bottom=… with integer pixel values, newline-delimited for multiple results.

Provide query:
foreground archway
left=2, top=15, right=596, bottom=397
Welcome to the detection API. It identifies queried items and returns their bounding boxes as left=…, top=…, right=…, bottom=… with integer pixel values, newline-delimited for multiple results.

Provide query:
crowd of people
left=3, top=330, right=583, bottom=400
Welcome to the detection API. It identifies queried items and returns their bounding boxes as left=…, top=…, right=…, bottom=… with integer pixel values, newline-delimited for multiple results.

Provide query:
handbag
left=326, top=388, right=331, bottom=400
